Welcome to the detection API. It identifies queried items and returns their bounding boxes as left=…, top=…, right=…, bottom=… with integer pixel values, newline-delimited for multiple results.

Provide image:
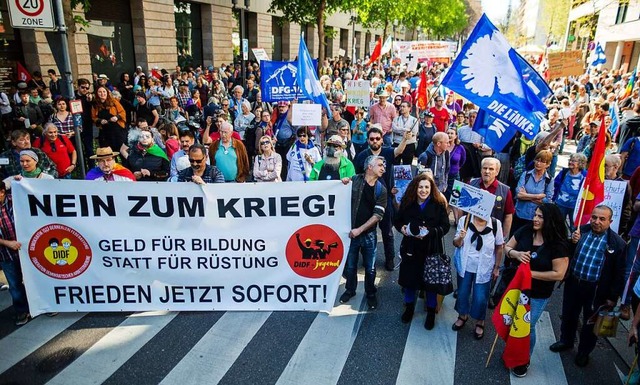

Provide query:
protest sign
left=449, top=180, right=496, bottom=221
left=345, top=80, right=370, bottom=107
left=251, top=48, right=270, bottom=63
left=259, top=59, right=317, bottom=102
left=547, top=50, right=584, bottom=79
left=13, top=179, right=351, bottom=316
left=292, top=103, right=322, bottom=126
left=393, top=165, right=413, bottom=203
left=573, top=179, right=625, bottom=232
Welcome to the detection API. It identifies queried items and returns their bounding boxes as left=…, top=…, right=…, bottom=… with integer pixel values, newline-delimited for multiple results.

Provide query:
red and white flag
left=17, top=62, right=32, bottom=83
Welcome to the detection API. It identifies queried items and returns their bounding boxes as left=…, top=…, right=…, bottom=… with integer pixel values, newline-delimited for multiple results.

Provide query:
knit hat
left=20, top=149, right=39, bottom=163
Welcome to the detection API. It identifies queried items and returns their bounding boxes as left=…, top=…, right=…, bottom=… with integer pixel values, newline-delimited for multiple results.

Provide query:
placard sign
left=292, top=103, right=322, bottom=126
left=345, top=80, right=370, bottom=107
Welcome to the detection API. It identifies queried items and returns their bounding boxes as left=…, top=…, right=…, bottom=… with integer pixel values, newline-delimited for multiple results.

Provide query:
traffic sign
left=7, top=0, right=55, bottom=30
left=242, top=39, right=249, bottom=61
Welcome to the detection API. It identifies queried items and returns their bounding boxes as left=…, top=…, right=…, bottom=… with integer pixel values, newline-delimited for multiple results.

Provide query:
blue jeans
left=404, top=288, right=437, bottom=309
left=344, top=231, right=377, bottom=296
left=0, top=259, right=29, bottom=314
left=454, top=272, right=490, bottom=321
left=529, top=297, right=549, bottom=354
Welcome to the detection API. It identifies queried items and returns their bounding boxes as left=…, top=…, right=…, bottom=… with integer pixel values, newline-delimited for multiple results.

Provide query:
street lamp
left=231, top=0, right=250, bottom=89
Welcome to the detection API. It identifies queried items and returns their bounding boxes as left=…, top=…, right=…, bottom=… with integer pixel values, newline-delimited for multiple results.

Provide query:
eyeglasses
left=368, top=137, right=382, bottom=142
left=260, top=141, right=271, bottom=146
left=340, top=128, right=350, bottom=131
left=189, top=158, right=205, bottom=164
left=297, top=133, right=307, bottom=138
left=222, top=104, right=229, bottom=107
left=80, top=86, right=90, bottom=90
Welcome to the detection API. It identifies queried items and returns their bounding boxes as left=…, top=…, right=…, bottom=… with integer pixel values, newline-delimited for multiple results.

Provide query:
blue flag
left=260, top=60, right=317, bottom=102
left=442, top=14, right=551, bottom=140
left=472, top=109, right=515, bottom=153
left=609, top=105, right=620, bottom=139
left=297, top=36, right=332, bottom=113
left=591, top=42, right=606, bottom=66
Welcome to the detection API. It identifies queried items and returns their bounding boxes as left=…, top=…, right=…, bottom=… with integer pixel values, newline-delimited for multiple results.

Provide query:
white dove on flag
left=460, top=30, right=524, bottom=99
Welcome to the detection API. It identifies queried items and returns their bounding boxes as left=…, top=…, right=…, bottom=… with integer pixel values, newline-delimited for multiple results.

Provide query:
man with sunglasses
left=353, top=125, right=410, bottom=271
left=175, top=144, right=224, bottom=184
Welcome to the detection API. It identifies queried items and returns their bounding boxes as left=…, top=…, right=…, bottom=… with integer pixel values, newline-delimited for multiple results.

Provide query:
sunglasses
left=222, top=104, right=229, bottom=107
left=260, top=141, right=271, bottom=146
left=189, top=158, right=205, bottom=164
left=297, top=134, right=307, bottom=137
left=80, top=86, right=90, bottom=90
left=368, top=137, right=382, bottom=142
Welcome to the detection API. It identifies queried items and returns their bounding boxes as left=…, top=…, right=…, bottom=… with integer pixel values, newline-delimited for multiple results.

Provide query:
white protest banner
left=292, top=103, right=322, bottom=126
left=251, top=48, right=270, bottom=63
left=13, top=179, right=351, bottom=316
left=573, top=179, right=626, bottom=232
left=345, top=80, right=370, bottom=107
left=449, top=180, right=496, bottom=221
left=393, top=40, right=455, bottom=70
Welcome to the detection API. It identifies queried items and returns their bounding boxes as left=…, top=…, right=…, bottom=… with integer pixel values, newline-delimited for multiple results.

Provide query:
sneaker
left=512, top=363, right=529, bottom=377
left=339, top=291, right=355, bottom=304
left=549, top=341, right=573, bottom=352
left=15, top=313, right=30, bottom=326
left=384, top=260, right=395, bottom=271
left=367, top=295, right=378, bottom=309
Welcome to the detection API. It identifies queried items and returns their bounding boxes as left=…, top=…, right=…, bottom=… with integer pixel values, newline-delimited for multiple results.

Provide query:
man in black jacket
left=549, top=205, right=626, bottom=367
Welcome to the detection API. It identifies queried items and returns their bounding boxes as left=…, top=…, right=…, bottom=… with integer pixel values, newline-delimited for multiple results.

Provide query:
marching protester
left=253, top=136, right=282, bottom=183
left=32, top=123, right=77, bottom=179
left=394, top=173, right=450, bottom=329
left=391, top=101, right=419, bottom=165
left=175, top=144, right=225, bottom=184
left=339, top=155, right=388, bottom=310
left=0, top=129, right=58, bottom=180
left=85, top=147, right=136, bottom=182
left=121, top=129, right=170, bottom=182
left=503, top=203, right=569, bottom=377
left=286, top=127, right=321, bottom=182
left=309, top=135, right=355, bottom=181
left=553, top=153, right=588, bottom=231
left=209, top=121, right=250, bottom=183
left=512, top=150, right=554, bottom=236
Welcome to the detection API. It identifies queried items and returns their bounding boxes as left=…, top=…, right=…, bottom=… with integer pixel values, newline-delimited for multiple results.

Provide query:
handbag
left=593, top=306, right=620, bottom=338
left=423, top=252, right=454, bottom=296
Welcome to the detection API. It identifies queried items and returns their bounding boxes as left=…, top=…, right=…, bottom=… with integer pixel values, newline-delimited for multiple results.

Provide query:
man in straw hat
left=309, top=135, right=355, bottom=181
left=85, top=147, right=135, bottom=182
left=368, top=90, right=397, bottom=147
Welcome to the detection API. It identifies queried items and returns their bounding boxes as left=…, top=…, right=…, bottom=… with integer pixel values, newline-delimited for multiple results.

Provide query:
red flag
left=17, top=62, right=32, bottom=83
left=416, top=70, right=428, bottom=111
left=491, top=263, right=532, bottom=369
left=366, top=37, right=383, bottom=66
left=574, top=118, right=606, bottom=227
left=151, top=69, right=163, bottom=80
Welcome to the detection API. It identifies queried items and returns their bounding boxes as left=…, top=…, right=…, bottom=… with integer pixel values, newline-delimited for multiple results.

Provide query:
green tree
left=355, top=0, right=402, bottom=40
left=540, top=0, right=571, bottom=45
left=268, top=0, right=352, bottom=61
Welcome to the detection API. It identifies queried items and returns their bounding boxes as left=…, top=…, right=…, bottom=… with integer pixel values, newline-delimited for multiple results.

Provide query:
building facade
left=565, top=0, right=640, bottom=72
left=0, top=0, right=385, bottom=85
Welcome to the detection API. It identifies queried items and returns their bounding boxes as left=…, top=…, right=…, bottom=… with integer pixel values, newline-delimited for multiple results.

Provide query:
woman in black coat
left=394, top=172, right=450, bottom=329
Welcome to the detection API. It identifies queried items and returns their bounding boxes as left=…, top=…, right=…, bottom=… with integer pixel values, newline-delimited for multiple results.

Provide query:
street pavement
left=0, top=145, right=635, bottom=385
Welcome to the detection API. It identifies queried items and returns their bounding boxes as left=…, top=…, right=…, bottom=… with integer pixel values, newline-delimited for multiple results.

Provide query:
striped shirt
left=572, top=231, right=607, bottom=282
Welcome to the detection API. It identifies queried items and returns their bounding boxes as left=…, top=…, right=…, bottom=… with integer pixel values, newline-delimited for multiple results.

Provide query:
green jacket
left=309, top=156, right=356, bottom=181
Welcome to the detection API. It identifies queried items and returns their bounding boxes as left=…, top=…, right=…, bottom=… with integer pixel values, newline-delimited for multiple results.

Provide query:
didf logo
left=28, top=224, right=92, bottom=279
left=285, top=224, right=343, bottom=279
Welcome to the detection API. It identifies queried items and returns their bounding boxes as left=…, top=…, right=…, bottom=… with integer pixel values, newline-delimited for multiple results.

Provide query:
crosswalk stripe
left=396, top=296, right=458, bottom=385
left=276, top=289, right=368, bottom=385
left=159, top=311, right=271, bottom=385
left=45, top=311, right=177, bottom=385
left=510, top=311, right=567, bottom=384
left=0, top=312, right=85, bottom=375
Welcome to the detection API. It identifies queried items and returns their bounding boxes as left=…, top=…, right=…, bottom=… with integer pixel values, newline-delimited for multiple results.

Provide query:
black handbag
left=423, top=252, right=454, bottom=296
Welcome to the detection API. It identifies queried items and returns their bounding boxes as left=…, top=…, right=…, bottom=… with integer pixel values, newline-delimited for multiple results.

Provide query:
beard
left=323, top=148, right=342, bottom=169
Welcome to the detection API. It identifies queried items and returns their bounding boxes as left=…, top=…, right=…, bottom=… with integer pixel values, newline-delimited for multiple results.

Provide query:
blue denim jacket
left=515, top=170, right=554, bottom=220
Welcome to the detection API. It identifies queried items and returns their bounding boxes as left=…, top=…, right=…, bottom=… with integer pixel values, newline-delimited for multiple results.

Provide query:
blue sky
left=482, top=0, right=521, bottom=24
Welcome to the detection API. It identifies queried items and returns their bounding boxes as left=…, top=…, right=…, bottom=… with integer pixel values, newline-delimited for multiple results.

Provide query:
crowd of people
left=0, top=56, right=639, bottom=378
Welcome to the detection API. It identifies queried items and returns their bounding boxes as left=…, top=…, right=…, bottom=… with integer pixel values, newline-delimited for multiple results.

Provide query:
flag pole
left=486, top=333, right=499, bottom=368
left=574, top=183, right=590, bottom=230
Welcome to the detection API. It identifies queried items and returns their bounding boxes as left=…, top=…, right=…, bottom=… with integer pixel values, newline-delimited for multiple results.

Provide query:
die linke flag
left=574, top=117, right=606, bottom=227
left=491, top=263, right=532, bottom=369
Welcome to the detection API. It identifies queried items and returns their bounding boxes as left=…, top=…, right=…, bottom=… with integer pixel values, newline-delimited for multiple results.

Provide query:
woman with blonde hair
left=253, top=136, right=282, bottom=182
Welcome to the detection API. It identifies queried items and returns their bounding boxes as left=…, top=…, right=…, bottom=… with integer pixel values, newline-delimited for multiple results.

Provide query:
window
left=175, top=1, right=202, bottom=69
left=615, top=0, right=629, bottom=24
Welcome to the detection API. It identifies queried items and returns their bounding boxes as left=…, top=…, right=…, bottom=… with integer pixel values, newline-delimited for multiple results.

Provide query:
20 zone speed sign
left=8, top=0, right=55, bottom=29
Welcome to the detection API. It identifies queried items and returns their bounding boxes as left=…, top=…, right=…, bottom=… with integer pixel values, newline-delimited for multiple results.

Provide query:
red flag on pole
left=365, top=37, right=383, bottom=66
left=574, top=117, right=607, bottom=227
left=151, top=69, right=163, bottom=80
left=491, top=263, right=532, bottom=369
left=16, top=62, right=32, bottom=83
left=416, top=70, right=428, bottom=111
